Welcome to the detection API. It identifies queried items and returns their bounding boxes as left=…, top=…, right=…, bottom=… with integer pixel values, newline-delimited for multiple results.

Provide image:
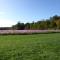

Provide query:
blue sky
left=0, top=0, right=60, bottom=27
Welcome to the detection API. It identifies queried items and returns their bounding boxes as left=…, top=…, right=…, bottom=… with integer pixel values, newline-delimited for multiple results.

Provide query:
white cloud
left=0, top=19, right=17, bottom=27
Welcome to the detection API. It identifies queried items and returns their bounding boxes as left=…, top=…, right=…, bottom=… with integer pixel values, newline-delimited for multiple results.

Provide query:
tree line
left=12, top=15, right=60, bottom=30
left=0, top=15, right=60, bottom=30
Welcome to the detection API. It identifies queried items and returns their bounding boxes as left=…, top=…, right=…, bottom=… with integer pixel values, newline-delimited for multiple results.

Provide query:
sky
left=0, top=0, right=60, bottom=27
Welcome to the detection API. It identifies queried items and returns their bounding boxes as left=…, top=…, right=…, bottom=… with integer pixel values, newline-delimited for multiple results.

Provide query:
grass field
left=0, top=33, right=60, bottom=60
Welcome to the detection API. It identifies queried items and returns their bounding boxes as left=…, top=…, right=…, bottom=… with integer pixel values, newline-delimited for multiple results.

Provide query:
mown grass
left=0, top=33, right=60, bottom=60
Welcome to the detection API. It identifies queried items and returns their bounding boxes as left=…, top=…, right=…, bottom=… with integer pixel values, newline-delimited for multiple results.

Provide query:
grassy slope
left=0, top=33, right=60, bottom=60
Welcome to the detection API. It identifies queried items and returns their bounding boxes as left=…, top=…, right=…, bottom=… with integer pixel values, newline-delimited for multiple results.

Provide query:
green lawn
left=0, top=33, right=60, bottom=60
